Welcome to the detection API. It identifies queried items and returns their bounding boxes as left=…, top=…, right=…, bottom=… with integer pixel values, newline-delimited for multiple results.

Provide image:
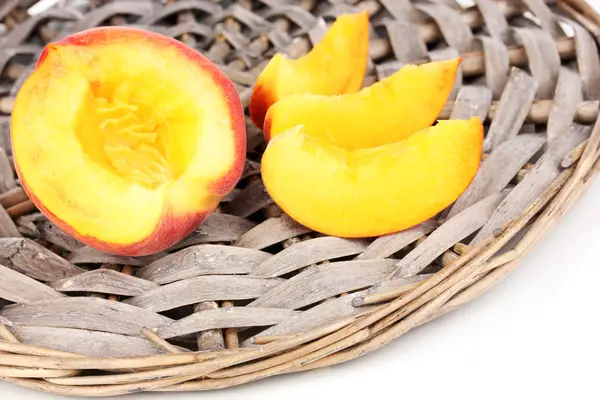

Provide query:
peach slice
left=264, top=58, right=461, bottom=149
left=261, top=118, right=483, bottom=238
left=11, top=27, right=246, bottom=256
left=249, top=11, right=369, bottom=129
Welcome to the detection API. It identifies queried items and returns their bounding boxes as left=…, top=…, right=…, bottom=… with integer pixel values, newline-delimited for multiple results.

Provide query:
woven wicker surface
left=0, top=0, right=599, bottom=396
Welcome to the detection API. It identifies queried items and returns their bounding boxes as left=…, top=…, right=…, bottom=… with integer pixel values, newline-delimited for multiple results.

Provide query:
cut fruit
left=261, top=118, right=483, bottom=238
left=11, top=27, right=246, bottom=256
left=249, top=11, right=369, bottom=129
left=264, top=58, right=461, bottom=150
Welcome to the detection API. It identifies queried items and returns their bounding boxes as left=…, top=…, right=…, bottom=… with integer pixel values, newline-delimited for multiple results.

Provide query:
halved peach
left=261, top=118, right=483, bottom=238
left=11, top=27, right=246, bottom=256
left=249, top=11, right=369, bottom=129
left=264, top=58, right=461, bottom=150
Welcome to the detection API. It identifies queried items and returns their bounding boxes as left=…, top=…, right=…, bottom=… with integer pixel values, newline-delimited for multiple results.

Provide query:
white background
left=1, top=179, right=598, bottom=400
left=3, top=0, right=600, bottom=398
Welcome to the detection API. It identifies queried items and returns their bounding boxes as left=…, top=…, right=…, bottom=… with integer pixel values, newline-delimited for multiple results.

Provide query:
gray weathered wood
left=136, top=244, right=271, bottom=284
left=234, top=215, right=311, bottom=250
left=450, top=85, right=493, bottom=120
left=157, top=307, right=300, bottom=339
left=194, top=301, right=224, bottom=351
left=253, top=237, right=369, bottom=278
left=0, top=297, right=172, bottom=336
left=383, top=18, right=428, bottom=63
left=0, top=147, right=15, bottom=193
left=0, top=117, right=10, bottom=154
left=521, top=0, right=564, bottom=38
left=357, top=220, right=437, bottom=260
left=223, top=179, right=273, bottom=218
left=472, top=124, right=591, bottom=244
left=50, top=269, right=159, bottom=296
left=67, top=246, right=162, bottom=267
left=477, top=36, right=510, bottom=99
left=483, top=68, right=538, bottom=152
left=513, top=28, right=560, bottom=99
left=30, top=216, right=83, bottom=251
left=0, top=238, right=85, bottom=282
left=124, top=276, right=283, bottom=312
left=241, top=160, right=261, bottom=180
left=475, top=0, right=512, bottom=43
left=447, top=134, right=546, bottom=218
left=547, top=68, right=583, bottom=145
left=0, top=205, right=20, bottom=238
left=365, top=274, right=432, bottom=297
left=392, top=191, right=510, bottom=278
left=245, top=291, right=378, bottom=345
left=250, top=260, right=397, bottom=310
left=10, top=326, right=172, bottom=357
left=379, top=0, right=422, bottom=23
left=0, top=264, right=64, bottom=304
left=169, top=213, right=256, bottom=250
left=562, top=18, right=600, bottom=101
left=415, top=2, right=473, bottom=53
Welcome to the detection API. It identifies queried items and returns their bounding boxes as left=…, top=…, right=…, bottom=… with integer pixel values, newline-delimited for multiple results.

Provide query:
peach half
left=261, top=118, right=483, bottom=238
left=11, top=27, right=246, bottom=256
left=264, top=58, right=461, bottom=150
left=249, top=11, right=369, bottom=129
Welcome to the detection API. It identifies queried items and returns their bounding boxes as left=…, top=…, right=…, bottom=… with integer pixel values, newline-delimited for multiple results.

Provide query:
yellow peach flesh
left=264, top=58, right=461, bottom=149
left=11, top=28, right=245, bottom=254
left=249, top=11, right=369, bottom=129
left=261, top=119, right=483, bottom=238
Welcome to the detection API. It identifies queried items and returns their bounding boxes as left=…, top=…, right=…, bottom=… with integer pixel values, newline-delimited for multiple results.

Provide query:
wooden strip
left=476, top=36, right=509, bottom=99
left=512, top=28, right=560, bottom=99
left=383, top=17, right=428, bottom=63
left=0, top=238, right=85, bottom=282
left=124, top=276, right=283, bottom=312
left=222, top=179, right=273, bottom=218
left=250, top=260, right=397, bottom=310
left=0, top=297, right=172, bottom=337
left=357, top=220, right=437, bottom=260
left=472, top=123, right=592, bottom=244
left=0, top=205, right=20, bottom=238
left=353, top=275, right=432, bottom=307
left=10, top=326, right=171, bottom=358
left=169, top=213, right=256, bottom=250
left=6, top=199, right=36, bottom=217
left=245, top=291, right=375, bottom=346
left=440, top=98, right=598, bottom=125
left=27, top=216, right=83, bottom=251
left=449, top=85, right=492, bottom=120
left=379, top=0, right=422, bottom=23
left=521, top=0, right=563, bottom=38
left=158, top=307, right=300, bottom=339
left=392, top=191, right=510, bottom=279
left=447, top=134, right=546, bottom=218
left=50, top=269, right=159, bottom=296
left=561, top=17, right=600, bottom=101
left=0, top=264, right=64, bottom=304
left=474, top=0, right=511, bottom=43
left=547, top=67, right=583, bottom=145
left=0, top=187, right=28, bottom=209
left=136, top=244, right=271, bottom=284
left=140, top=327, right=182, bottom=354
left=0, top=366, right=79, bottom=378
left=67, top=246, right=158, bottom=267
left=253, top=237, right=369, bottom=278
left=483, top=68, right=538, bottom=152
left=0, top=147, right=15, bottom=193
left=415, top=2, right=474, bottom=53
left=0, top=118, right=10, bottom=155
left=234, top=215, right=311, bottom=250
left=194, top=302, right=225, bottom=352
